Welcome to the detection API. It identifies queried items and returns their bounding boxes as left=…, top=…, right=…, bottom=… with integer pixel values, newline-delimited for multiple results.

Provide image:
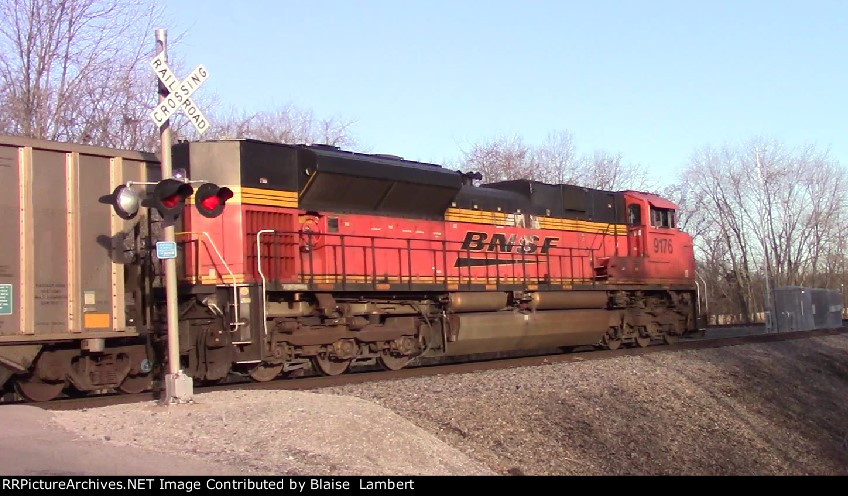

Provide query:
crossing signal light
left=103, top=178, right=231, bottom=221
left=143, top=178, right=194, bottom=220
left=101, top=184, right=141, bottom=220
left=194, top=183, right=233, bottom=218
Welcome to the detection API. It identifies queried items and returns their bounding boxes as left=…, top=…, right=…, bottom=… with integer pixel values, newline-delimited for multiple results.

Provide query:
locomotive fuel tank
left=448, top=292, right=509, bottom=313
left=527, top=291, right=608, bottom=310
left=442, top=308, right=614, bottom=356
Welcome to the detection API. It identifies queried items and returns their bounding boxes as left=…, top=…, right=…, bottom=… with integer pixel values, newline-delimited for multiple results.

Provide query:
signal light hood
left=194, top=183, right=233, bottom=218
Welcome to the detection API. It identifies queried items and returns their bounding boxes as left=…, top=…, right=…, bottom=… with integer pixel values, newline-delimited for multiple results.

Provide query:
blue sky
left=166, top=0, right=848, bottom=184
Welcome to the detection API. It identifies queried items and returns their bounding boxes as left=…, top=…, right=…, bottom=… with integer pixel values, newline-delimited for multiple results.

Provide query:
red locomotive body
left=0, top=136, right=701, bottom=401
left=173, top=139, right=700, bottom=381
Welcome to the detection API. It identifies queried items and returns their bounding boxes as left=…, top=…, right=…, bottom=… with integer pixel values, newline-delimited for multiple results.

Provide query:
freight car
left=0, top=136, right=703, bottom=401
left=0, top=136, right=158, bottom=401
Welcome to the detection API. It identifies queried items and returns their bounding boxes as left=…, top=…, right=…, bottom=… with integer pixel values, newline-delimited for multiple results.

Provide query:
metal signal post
left=97, top=33, right=224, bottom=402
left=155, top=29, right=193, bottom=404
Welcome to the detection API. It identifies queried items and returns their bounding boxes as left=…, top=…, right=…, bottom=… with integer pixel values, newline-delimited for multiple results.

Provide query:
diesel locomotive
left=0, top=136, right=702, bottom=401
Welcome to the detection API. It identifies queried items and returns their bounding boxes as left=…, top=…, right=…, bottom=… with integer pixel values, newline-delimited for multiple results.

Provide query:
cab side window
left=650, top=207, right=676, bottom=229
left=628, top=204, right=642, bottom=225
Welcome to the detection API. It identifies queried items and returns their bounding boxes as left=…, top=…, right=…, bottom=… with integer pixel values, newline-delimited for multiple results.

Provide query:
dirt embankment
left=51, top=334, right=848, bottom=475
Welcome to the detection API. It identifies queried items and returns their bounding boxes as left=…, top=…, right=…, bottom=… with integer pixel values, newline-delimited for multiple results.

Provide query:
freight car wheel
left=378, top=353, right=410, bottom=371
left=634, top=335, right=651, bottom=348
left=312, top=355, right=351, bottom=376
left=603, top=336, right=622, bottom=350
left=248, top=363, right=284, bottom=382
left=117, top=374, right=152, bottom=394
left=15, top=377, right=64, bottom=402
left=663, top=334, right=679, bottom=345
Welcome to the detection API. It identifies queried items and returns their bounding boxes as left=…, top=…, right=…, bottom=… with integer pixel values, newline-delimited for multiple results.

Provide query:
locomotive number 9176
left=654, top=238, right=673, bottom=254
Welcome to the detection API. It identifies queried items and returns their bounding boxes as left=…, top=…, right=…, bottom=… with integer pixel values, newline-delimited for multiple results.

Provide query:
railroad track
left=24, top=326, right=848, bottom=411
left=707, top=318, right=848, bottom=329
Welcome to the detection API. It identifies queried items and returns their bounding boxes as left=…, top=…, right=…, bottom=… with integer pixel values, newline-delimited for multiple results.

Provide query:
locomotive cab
left=609, top=192, right=695, bottom=284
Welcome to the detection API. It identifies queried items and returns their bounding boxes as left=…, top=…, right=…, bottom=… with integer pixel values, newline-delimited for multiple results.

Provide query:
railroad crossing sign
left=150, top=52, right=210, bottom=134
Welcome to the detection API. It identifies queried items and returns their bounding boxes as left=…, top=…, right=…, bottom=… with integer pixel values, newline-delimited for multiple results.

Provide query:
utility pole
left=756, top=149, right=776, bottom=333
left=764, top=244, right=775, bottom=332
left=155, top=29, right=193, bottom=404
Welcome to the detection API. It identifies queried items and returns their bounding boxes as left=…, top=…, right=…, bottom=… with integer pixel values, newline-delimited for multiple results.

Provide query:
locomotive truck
left=0, top=135, right=703, bottom=401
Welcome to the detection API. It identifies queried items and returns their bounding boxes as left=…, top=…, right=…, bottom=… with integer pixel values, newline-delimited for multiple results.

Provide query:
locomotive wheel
left=248, top=363, right=284, bottom=382
left=634, top=335, right=652, bottom=348
left=117, top=373, right=152, bottom=394
left=378, top=353, right=411, bottom=371
left=663, top=333, right=680, bottom=345
left=603, top=335, right=622, bottom=350
left=312, top=355, right=351, bottom=376
left=15, top=377, right=64, bottom=402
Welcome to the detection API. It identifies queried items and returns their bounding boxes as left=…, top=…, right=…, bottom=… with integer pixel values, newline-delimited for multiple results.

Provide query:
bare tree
left=532, top=131, right=579, bottom=184
left=680, top=144, right=758, bottom=321
left=675, top=139, right=848, bottom=322
left=459, top=131, right=651, bottom=191
left=0, top=0, right=167, bottom=150
left=460, top=135, right=532, bottom=182
left=208, top=104, right=357, bottom=148
left=580, top=150, right=650, bottom=191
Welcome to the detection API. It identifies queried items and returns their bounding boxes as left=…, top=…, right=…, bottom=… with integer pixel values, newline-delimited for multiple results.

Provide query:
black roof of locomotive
left=295, top=144, right=463, bottom=219
left=297, top=144, right=462, bottom=189
left=475, top=180, right=627, bottom=224
left=453, top=185, right=541, bottom=215
left=177, top=139, right=626, bottom=223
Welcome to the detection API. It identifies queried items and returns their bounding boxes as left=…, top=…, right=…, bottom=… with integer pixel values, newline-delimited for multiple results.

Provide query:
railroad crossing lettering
left=149, top=52, right=210, bottom=134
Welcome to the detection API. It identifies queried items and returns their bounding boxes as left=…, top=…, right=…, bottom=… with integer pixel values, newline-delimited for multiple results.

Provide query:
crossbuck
left=149, top=52, right=210, bottom=134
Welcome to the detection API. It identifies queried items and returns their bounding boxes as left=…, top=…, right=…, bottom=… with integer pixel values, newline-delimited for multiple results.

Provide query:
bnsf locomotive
left=0, top=136, right=702, bottom=401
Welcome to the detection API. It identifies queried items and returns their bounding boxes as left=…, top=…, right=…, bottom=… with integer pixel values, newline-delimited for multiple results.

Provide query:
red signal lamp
left=143, top=178, right=194, bottom=220
left=162, top=193, right=183, bottom=209
left=194, top=183, right=233, bottom=218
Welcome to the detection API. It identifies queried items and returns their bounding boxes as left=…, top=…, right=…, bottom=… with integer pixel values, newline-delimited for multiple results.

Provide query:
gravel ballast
left=52, top=390, right=492, bottom=475
left=52, top=334, right=848, bottom=475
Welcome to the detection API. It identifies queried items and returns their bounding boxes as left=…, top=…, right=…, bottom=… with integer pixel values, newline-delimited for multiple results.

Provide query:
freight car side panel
left=0, top=136, right=158, bottom=340
left=77, top=154, right=112, bottom=331
left=0, top=145, right=21, bottom=336
left=31, top=149, right=69, bottom=334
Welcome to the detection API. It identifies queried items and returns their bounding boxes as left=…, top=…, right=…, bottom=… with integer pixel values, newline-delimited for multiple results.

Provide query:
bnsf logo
left=460, top=231, right=559, bottom=255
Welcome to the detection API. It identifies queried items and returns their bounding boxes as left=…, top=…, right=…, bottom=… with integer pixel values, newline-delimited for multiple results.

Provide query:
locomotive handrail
left=251, top=229, right=598, bottom=291
left=175, top=231, right=242, bottom=330
left=256, top=229, right=276, bottom=338
left=696, top=273, right=709, bottom=317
